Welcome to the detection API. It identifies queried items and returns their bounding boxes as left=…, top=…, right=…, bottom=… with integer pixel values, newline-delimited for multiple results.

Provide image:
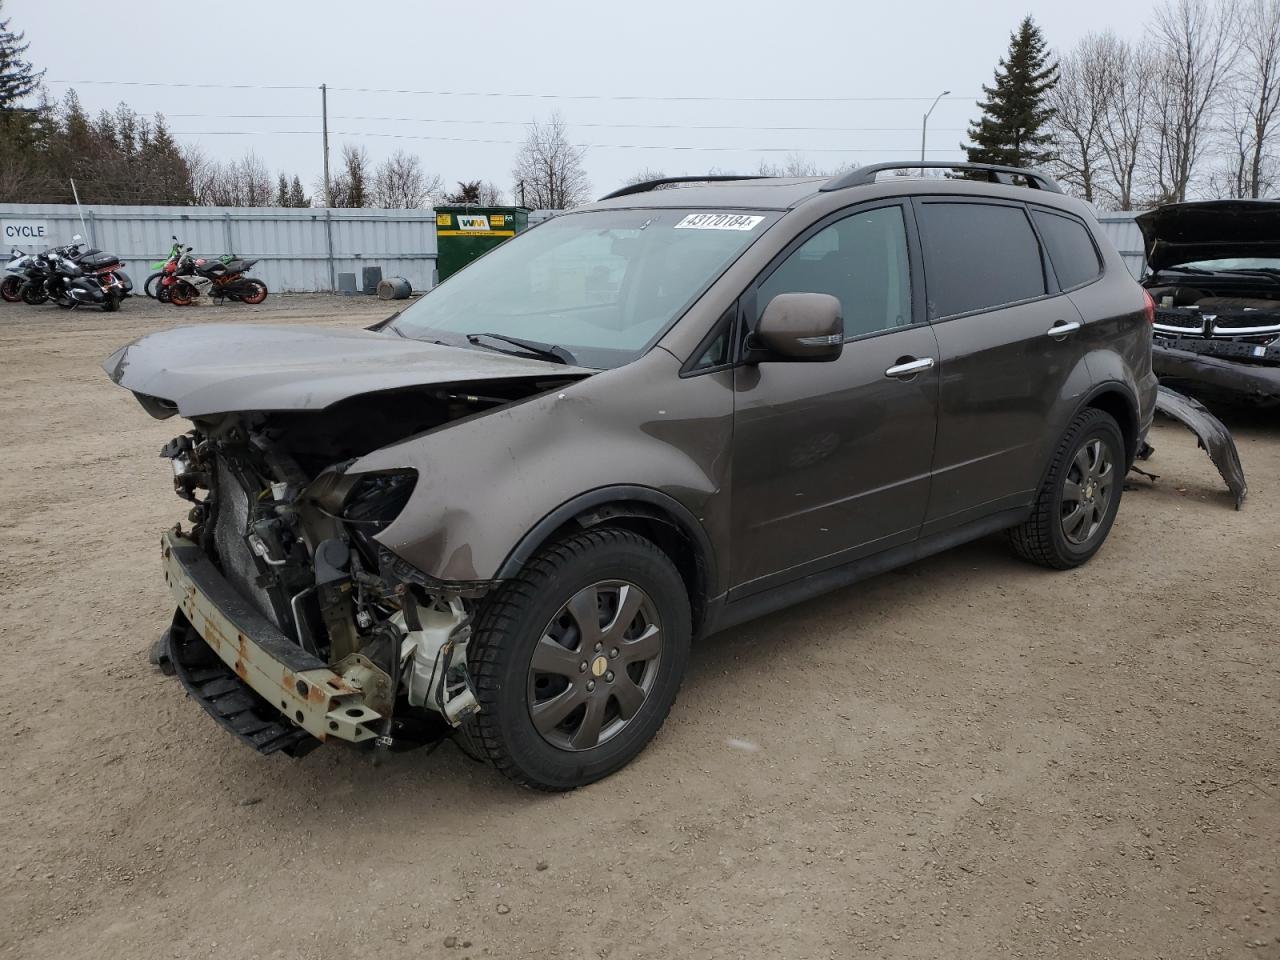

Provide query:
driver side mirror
left=748, top=292, right=843, bottom=362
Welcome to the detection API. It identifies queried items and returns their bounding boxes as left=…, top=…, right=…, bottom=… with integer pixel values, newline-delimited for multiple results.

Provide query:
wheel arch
left=495, top=485, right=718, bottom=636
left=1080, top=381, right=1140, bottom=466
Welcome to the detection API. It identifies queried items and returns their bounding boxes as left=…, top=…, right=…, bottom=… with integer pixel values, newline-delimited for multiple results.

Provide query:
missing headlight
left=341, top=470, right=418, bottom=566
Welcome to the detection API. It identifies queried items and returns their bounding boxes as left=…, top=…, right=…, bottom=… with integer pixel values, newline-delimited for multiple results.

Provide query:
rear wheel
left=168, top=281, right=195, bottom=306
left=100, top=293, right=122, bottom=312
left=1009, top=408, right=1125, bottom=569
left=0, top=276, right=21, bottom=302
left=239, top=279, right=268, bottom=304
left=465, top=527, right=691, bottom=791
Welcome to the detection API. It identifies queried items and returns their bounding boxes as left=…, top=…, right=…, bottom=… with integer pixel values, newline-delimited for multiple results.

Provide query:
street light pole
left=920, top=90, right=951, bottom=164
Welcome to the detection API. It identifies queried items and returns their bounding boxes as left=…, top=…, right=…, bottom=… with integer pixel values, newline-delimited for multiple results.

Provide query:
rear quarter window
left=1031, top=209, right=1103, bottom=290
left=916, top=201, right=1047, bottom=319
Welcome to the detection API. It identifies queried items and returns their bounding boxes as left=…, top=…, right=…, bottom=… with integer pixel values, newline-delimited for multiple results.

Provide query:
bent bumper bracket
left=161, top=529, right=382, bottom=747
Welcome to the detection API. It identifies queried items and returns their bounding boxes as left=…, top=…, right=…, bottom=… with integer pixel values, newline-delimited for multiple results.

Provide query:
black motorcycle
left=23, top=237, right=132, bottom=311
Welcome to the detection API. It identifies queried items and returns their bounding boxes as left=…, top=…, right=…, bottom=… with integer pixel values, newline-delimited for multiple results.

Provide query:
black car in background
left=1140, top=200, right=1280, bottom=406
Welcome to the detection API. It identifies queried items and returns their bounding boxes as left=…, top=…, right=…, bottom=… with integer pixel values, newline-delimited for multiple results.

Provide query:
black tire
left=466, top=527, right=691, bottom=791
left=101, top=293, right=121, bottom=312
left=0, top=276, right=21, bottom=303
left=143, top=272, right=163, bottom=299
left=21, top=284, right=47, bottom=305
left=1009, top=408, right=1125, bottom=570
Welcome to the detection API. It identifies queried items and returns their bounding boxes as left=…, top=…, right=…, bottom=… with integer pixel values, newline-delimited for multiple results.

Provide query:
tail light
left=1142, top=289, right=1156, bottom=326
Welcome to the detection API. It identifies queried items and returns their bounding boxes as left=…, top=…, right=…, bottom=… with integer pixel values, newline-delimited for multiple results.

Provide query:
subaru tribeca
left=105, top=161, right=1157, bottom=790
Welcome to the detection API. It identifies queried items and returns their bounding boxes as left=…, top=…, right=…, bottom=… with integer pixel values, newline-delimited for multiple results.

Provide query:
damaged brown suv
left=106, top=161, right=1156, bottom=790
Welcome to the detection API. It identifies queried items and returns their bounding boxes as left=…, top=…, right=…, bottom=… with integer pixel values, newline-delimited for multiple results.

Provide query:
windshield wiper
left=466, top=332, right=576, bottom=365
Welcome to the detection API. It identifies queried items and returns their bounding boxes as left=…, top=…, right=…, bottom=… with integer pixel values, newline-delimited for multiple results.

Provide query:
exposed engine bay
left=154, top=379, right=577, bottom=753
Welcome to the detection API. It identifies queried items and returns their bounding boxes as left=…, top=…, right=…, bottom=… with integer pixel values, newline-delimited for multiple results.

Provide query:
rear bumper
left=161, top=528, right=381, bottom=746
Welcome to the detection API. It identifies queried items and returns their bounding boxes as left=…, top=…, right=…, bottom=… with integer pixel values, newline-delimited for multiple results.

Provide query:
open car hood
left=102, top=323, right=592, bottom=418
left=1136, top=200, right=1280, bottom=272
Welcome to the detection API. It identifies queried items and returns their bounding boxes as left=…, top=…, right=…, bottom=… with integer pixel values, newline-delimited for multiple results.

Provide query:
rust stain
left=234, top=659, right=247, bottom=679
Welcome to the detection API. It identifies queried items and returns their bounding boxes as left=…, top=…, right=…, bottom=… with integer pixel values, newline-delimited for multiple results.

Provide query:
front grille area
left=211, top=458, right=282, bottom=628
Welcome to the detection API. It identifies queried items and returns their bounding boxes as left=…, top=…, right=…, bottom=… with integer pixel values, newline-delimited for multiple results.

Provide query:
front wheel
left=466, top=527, right=691, bottom=791
left=21, top=283, right=48, bottom=305
left=1009, top=407, right=1125, bottom=569
left=0, top=276, right=21, bottom=302
left=143, top=272, right=163, bottom=299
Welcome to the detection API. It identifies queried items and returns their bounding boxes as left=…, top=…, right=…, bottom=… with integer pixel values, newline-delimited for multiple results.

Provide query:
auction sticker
left=674, top=213, right=764, bottom=231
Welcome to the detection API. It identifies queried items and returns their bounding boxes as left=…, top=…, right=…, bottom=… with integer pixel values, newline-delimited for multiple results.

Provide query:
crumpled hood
left=102, top=323, right=591, bottom=417
left=1137, top=199, right=1280, bottom=271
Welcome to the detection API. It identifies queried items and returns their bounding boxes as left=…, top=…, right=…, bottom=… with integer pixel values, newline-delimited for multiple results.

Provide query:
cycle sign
left=3, top=220, right=48, bottom=243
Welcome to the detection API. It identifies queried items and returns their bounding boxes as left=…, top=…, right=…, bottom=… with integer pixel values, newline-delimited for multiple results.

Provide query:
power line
left=165, top=112, right=967, bottom=134
left=48, top=77, right=976, bottom=103
left=167, top=129, right=966, bottom=154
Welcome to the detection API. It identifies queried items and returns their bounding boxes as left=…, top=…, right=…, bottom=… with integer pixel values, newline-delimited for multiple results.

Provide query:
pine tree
left=288, top=175, right=309, bottom=207
left=276, top=173, right=289, bottom=207
left=0, top=3, right=44, bottom=147
left=964, top=16, right=1059, bottom=167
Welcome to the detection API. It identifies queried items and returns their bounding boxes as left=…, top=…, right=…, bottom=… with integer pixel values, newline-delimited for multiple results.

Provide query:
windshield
left=1174, top=257, right=1280, bottom=272
left=390, top=208, right=776, bottom=368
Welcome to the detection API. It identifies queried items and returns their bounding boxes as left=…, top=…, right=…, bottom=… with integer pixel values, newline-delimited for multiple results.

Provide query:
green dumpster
left=434, top=206, right=530, bottom=281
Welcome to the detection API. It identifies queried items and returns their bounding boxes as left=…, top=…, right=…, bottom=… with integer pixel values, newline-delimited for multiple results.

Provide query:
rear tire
left=169, top=281, right=195, bottom=306
left=1009, top=408, right=1125, bottom=570
left=465, top=527, right=691, bottom=791
left=239, top=279, right=268, bottom=304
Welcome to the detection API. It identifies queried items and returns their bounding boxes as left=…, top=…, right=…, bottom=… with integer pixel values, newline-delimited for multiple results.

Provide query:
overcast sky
left=18, top=0, right=1154, bottom=203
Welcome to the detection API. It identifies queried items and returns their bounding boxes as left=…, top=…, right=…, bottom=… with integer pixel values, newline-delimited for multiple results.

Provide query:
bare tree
left=1047, top=34, right=1115, bottom=203
left=326, top=143, right=371, bottom=207
left=477, top=180, right=504, bottom=205
left=1095, top=38, right=1158, bottom=209
left=1228, top=0, right=1280, bottom=197
left=1146, top=0, right=1238, bottom=202
left=371, top=149, right=441, bottom=208
left=511, top=112, right=590, bottom=209
left=757, top=154, right=826, bottom=177
left=622, top=167, right=667, bottom=186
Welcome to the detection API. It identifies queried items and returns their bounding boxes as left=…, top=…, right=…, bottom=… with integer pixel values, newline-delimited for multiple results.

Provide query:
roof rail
left=599, top=175, right=773, bottom=201
left=820, top=161, right=1063, bottom=194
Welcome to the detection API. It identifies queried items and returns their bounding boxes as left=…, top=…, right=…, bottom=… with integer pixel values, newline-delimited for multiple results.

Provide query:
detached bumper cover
left=1152, top=386, right=1248, bottom=509
left=161, top=529, right=381, bottom=748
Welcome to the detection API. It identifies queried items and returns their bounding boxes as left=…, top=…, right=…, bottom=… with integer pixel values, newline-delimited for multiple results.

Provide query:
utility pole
left=321, top=83, right=332, bottom=208
left=921, top=90, right=950, bottom=164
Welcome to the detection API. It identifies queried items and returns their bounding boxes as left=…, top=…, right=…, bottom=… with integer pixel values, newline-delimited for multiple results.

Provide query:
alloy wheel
left=526, top=580, right=663, bottom=752
left=1061, top=437, right=1114, bottom=545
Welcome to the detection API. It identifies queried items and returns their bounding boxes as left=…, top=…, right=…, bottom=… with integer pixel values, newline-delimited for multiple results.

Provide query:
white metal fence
left=0, top=203, right=439, bottom=293
left=1095, top=213, right=1146, bottom=279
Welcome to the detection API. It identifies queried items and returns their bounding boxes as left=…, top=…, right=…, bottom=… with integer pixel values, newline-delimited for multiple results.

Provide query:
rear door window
left=916, top=201, right=1047, bottom=319
left=1031, top=209, right=1102, bottom=290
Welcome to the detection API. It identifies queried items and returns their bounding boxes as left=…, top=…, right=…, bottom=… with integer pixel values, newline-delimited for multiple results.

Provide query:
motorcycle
left=26, top=236, right=132, bottom=311
left=2, top=248, right=36, bottom=302
left=165, top=249, right=268, bottom=306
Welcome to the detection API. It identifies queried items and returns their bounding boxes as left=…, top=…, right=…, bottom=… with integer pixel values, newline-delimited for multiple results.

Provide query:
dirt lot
left=1, top=294, right=1276, bottom=960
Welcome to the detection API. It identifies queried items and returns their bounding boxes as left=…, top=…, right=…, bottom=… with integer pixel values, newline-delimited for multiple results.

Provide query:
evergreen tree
left=288, top=175, right=309, bottom=207
left=964, top=16, right=1059, bottom=167
left=276, top=173, right=289, bottom=207
left=0, top=3, right=43, bottom=147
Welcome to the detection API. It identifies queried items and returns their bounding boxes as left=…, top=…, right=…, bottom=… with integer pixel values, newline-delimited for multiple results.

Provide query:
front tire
left=143, top=272, right=163, bottom=299
left=1009, top=408, right=1125, bottom=569
left=0, top=276, right=20, bottom=302
left=168, top=280, right=196, bottom=306
left=466, top=527, right=691, bottom=791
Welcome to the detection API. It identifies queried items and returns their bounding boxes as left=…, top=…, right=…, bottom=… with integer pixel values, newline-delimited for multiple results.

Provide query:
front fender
left=351, top=349, right=734, bottom=585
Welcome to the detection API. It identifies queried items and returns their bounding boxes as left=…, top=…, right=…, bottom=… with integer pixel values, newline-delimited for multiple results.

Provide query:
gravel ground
left=1, top=294, right=1277, bottom=960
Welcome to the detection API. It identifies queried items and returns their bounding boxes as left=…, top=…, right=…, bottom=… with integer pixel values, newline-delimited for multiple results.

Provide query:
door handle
left=1047, top=320, right=1081, bottom=339
left=884, top=357, right=935, bottom=379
